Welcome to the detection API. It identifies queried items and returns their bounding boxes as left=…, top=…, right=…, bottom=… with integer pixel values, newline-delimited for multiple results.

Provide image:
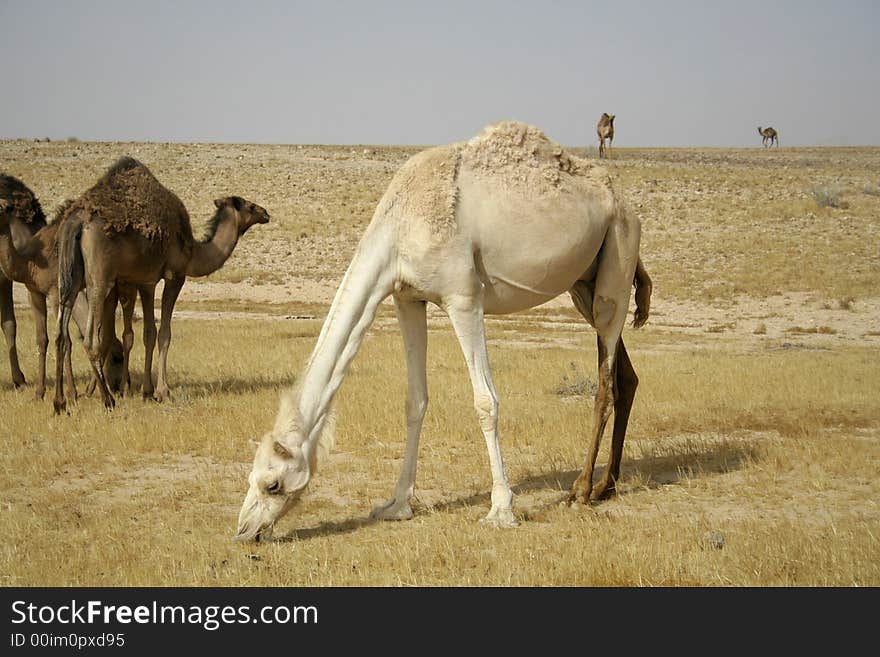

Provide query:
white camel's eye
left=265, top=480, right=282, bottom=495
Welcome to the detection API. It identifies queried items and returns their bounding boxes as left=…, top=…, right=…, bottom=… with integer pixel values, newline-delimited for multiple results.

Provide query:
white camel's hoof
left=370, top=498, right=414, bottom=521
left=479, top=507, right=519, bottom=528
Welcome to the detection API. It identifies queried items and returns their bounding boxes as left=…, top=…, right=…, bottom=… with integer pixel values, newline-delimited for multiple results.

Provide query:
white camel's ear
left=273, top=440, right=293, bottom=459
left=283, top=446, right=311, bottom=493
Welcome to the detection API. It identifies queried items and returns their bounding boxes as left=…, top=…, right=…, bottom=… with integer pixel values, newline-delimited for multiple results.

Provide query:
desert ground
left=0, top=138, right=878, bottom=586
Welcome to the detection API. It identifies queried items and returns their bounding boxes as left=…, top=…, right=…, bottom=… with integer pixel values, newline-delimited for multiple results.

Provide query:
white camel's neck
left=186, top=211, right=240, bottom=277
left=292, top=221, right=397, bottom=444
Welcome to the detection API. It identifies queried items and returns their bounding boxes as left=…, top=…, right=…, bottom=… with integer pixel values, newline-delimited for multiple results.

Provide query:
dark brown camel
left=54, top=157, right=270, bottom=413
left=758, top=126, right=779, bottom=147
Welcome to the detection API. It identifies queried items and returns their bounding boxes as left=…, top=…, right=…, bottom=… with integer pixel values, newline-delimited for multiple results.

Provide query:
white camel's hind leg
left=446, top=292, right=517, bottom=528
left=569, top=211, right=640, bottom=505
left=372, top=297, right=428, bottom=521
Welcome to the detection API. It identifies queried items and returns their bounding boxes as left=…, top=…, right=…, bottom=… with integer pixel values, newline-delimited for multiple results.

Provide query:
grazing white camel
left=237, top=121, right=652, bottom=542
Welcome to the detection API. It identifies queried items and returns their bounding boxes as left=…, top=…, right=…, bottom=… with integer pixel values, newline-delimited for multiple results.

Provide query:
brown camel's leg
left=84, top=277, right=115, bottom=409
left=49, top=293, right=77, bottom=403
left=116, top=284, right=136, bottom=397
left=1, top=278, right=26, bottom=388
left=154, top=277, right=184, bottom=402
left=592, top=338, right=638, bottom=500
left=139, top=285, right=157, bottom=400
left=87, top=286, right=118, bottom=396
left=53, top=302, right=75, bottom=414
left=28, top=290, right=48, bottom=400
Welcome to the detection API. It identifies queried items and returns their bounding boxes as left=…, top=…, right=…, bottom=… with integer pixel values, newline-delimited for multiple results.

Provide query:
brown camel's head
left=213, top=196, right=270, bottom=235
left=236, top=393, right=334, bottom=542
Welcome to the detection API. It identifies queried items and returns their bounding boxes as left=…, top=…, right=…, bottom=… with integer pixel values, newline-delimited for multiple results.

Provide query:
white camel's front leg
left=446, top=293, right=517, bottom=528
left=372, top=297, right=428, bottom=521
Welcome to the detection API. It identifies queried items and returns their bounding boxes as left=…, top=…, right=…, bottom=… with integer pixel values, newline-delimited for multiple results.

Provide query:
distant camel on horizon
left=758, top=126, right=779, bottom=147
left=597, top=113, right=615, bottom=158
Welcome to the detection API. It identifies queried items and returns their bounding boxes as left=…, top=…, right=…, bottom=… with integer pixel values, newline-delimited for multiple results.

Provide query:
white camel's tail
left=632, top=257, right=652, bottom=328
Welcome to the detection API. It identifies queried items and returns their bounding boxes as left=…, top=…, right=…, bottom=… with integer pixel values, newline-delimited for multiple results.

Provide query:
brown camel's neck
left=186, top=210, right=240, bottom=277
left=0, top=220, right=32, bottom=284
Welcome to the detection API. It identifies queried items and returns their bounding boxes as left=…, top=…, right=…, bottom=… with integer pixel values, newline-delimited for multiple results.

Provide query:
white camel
left=236, top=121, right=652, bottom=542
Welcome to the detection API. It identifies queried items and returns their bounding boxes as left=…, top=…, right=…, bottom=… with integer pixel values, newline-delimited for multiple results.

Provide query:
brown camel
left=758, top=126, right=779, bottom=147
left=0, top=176, right=123, bottom=399
left=54, top=157, right=269, bottom=413
left=597, top=113, right=615, bottom=158
left=0, top=174, right=46, bottom=388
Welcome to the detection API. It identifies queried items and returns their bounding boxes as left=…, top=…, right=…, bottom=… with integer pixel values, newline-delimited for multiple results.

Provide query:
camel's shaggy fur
left=63, top=157, right=193, bottom=244
left=376, top=121, right=591, bottom=244
left=375, top=145, right=461, bottom=242
left=0, top=175, right=46, bottom=227
left=462, top=120, right=585, bottom=193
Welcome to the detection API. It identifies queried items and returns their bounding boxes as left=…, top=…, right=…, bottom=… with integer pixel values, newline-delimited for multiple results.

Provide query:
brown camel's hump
left=0, top=174, right=47, bottom=228
left=73, top=157, right=193, bottom=244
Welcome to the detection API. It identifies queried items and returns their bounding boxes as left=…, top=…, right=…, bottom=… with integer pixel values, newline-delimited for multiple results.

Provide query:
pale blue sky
left=1, top=0, right=877, bottom=146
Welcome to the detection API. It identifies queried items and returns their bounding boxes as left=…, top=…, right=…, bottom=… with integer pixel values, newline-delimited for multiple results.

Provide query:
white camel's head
left=235, top=392, right=334, bottom=542
left=236, top=431, right=312, bottom=543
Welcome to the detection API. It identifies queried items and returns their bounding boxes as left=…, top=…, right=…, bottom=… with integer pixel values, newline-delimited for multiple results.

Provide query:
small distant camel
left=236, top=121, right=652, bottom=542
left=0, top=175, right=123, bottom=399
left=758, top=126, right=779, bottom=147
left=54, top=157, right=269, bottom=413
left=597, top=113, right=615, bottom=158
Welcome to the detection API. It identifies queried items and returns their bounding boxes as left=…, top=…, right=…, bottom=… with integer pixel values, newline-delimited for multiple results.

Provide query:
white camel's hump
left=379, top=121, right=622, bottom=313
left=462, top=120, right=593, bottom=191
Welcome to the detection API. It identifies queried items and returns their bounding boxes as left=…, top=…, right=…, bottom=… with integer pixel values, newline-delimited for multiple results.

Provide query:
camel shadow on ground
left=72, top=373, right=299, bottom=400
left=276, top=437, right=760, bottom=543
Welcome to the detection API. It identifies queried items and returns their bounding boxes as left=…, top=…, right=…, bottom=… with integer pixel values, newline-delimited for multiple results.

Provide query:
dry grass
left=0, top=311, right=877, bottom=587
left=1, top=141, right=878, bottom=587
